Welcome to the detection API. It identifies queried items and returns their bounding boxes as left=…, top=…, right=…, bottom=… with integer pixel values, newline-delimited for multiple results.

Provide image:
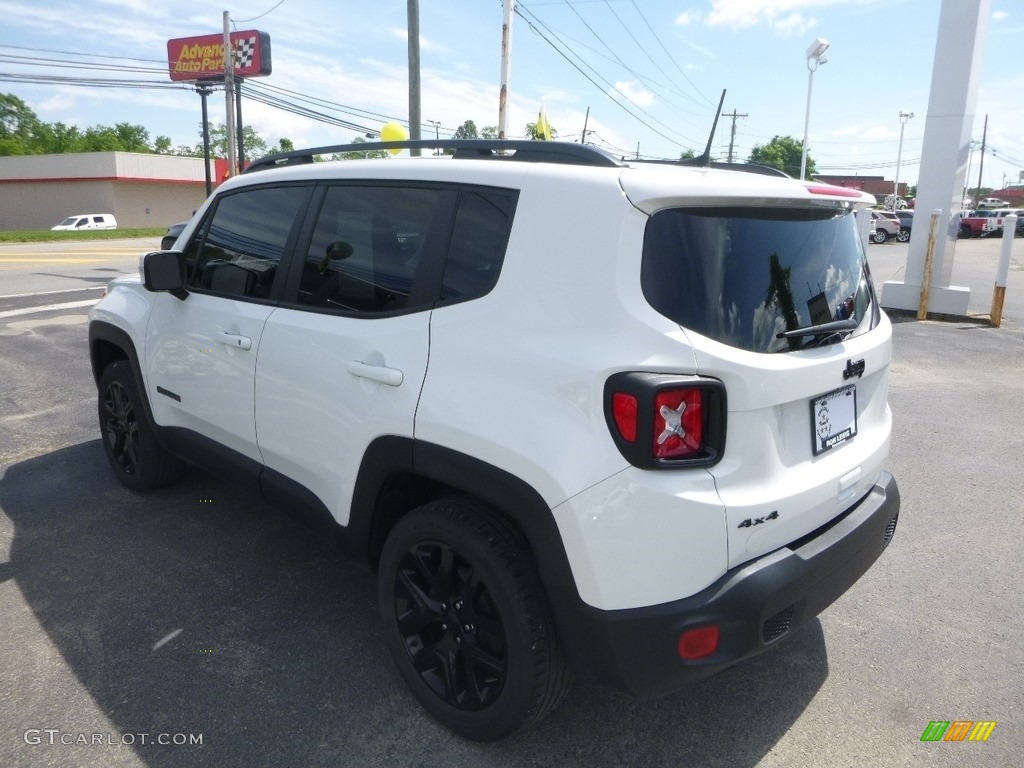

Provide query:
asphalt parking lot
left=0, top=235, right=1022, bottom=767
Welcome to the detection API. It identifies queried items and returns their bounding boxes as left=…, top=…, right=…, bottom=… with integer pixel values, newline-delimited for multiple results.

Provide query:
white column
left=881, top=0, right=991, bottom=315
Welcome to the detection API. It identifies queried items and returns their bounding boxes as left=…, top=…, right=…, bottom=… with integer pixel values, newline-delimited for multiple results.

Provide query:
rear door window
left=642, top=206, right=876, bottom=353
left=294, top=185, right=447, bottom=314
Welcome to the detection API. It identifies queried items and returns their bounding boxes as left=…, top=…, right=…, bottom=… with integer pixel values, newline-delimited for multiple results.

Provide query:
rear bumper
left=559, top=472, right=900, bottom=697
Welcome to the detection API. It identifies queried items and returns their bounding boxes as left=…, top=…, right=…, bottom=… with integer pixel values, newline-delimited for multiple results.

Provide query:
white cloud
left=675, top=10, right=703, bottom=26
left=389, top=27, right=449, bottom=53
left=992, top=10, right=1008, bottom=21
left=773, top=13, right=818, bottom=36
left=36, top=94, right=76, bottom=115
left=684, top=40, right=718, bottom=60
left=704, top=0, right=847, bottom=32
left=611, top=81, right=655, bottom=108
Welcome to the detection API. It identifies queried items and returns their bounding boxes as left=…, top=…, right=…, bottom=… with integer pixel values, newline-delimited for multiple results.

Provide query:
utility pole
left=580, top=106, right=589, bottom=144
left=975, top=114, right=988, bottom=201
left=223, top=11, right=236, bottom=178
left=722, top=108, right=747, bottom=163
left=408, top=0, right=421, bottom=155
left=499, top=0, right=513, bottom=140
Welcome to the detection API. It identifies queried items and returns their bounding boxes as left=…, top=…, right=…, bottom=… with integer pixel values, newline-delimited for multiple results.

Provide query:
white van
left=51, top=214, right=118, bottom=231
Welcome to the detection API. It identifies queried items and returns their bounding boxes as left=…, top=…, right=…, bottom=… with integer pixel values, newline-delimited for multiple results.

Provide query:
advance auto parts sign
left=167, top=30, right=272, bottom=82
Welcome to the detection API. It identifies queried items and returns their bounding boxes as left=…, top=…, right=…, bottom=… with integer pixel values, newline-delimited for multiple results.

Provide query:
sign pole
left=235, top=78, right=244, bottom=173
left=197, top=85, right=213, bottom=196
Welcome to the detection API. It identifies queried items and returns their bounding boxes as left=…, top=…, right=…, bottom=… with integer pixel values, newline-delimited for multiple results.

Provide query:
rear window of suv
left=642, top=206, right=876, bottom=353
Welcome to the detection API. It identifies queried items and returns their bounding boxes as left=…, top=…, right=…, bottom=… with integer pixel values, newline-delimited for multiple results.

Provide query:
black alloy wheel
left=378, top=498, right=570, bottom=741
left=97, top=361, right=182, bottom=490
left=394, top=539, right=508, bottom=710
left=102, top=378, right=141, bottom=477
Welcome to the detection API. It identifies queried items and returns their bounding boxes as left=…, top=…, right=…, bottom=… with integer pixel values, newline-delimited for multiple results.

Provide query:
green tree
left=679, top=149, right=696, bottom=160
left=453, top=120, right=478, bottom=140
left=203, top=123, right=269, bottom=160
left=442, top=119, right=480, bottom=154
left=481, top=125, right=498, bottom=139
left=332, top=136, right=388, bottom=160
left=271, top=137, right=294, bottom=154
left=113, top=122, right=152, bottom=152
left=748, top=135, right=812, bottom=178
left=0, top=93, right=40, bottom=154
left=33, top=122, right=83, bottom=154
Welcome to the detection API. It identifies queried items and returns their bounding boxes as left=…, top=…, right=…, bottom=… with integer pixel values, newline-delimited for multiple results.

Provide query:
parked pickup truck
left=958, top=210, right=999, bottom=238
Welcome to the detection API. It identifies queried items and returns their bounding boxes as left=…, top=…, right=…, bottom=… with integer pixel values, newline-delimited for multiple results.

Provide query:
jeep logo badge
left=843, top=359, right=865, bottom=380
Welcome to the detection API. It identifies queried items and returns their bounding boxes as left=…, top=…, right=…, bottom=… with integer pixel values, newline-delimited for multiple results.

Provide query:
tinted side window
left=439, top=189, right=517, bottom=303
left=186, top=186, right=305, bottom=299
left=298, top=185, right=444, bottom=313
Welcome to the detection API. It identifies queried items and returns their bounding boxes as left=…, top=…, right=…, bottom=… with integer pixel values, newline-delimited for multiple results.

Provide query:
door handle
left=347, top=361, right=404, bottom=387
left=217, top=331, right=252, bottom=350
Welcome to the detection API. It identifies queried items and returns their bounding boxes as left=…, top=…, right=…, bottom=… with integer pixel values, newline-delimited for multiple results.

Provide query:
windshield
left=641, top=206, right=876, bottom=353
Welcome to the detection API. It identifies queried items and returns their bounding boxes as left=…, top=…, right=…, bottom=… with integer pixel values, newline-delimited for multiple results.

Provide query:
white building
left=0, top=152, right=217, bottom=231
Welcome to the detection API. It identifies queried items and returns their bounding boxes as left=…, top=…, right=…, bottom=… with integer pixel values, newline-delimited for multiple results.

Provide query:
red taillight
left=604, top=373, right=725, bottom=469
left=611, top=393, right=638, bottom=442
left=653, top=389, right=703, bottom=460
left=678, top=625, right=720, bottom=660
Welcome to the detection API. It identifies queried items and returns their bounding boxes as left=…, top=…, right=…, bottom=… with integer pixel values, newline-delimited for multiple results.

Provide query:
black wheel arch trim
left=349, top=437, right=600, bottom=680
left=89, top=321, right=162, bottom=436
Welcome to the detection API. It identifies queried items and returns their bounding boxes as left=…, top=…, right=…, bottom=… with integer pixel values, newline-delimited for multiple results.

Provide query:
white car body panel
left=145, top=292, right=275, bottom=463
left=255, top=307, right=430, bottom=525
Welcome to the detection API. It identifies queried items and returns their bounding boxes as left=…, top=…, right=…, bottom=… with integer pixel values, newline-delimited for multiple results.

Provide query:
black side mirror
left=143, top=251, right=188, bottom=300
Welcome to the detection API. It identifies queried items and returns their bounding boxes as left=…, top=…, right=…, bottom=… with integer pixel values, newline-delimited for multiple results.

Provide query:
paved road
left=0, top=238, right=158, bottom=296
left=0, top=236, right=1021, bottom=767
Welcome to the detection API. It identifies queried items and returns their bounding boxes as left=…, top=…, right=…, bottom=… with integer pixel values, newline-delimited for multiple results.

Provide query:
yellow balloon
left=380, top=122, right=408, bottom=155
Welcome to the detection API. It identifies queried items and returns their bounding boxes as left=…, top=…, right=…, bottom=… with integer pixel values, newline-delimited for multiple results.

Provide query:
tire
left=958, top=224, right=972, bottom=239
left=97, top=361, right=182, bottom=490
left=897, top=228, right=910, bottom=243
left=871, top=230, right=887, bottom=244
left=377, top=497, right=571, bottom=741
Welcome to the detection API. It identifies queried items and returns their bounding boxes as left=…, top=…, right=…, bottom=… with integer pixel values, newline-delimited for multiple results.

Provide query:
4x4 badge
left=738, top=510, right=779, bottom=528
left=843, top=358, right=865, bottom=380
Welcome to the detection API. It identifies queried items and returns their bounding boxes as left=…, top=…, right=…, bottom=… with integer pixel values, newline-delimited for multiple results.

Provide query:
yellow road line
left=0, top=258, right=115, bottom=264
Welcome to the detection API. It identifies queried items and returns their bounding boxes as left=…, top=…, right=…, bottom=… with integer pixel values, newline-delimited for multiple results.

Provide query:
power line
left=514, top=2, right=701, bottom=148
left=628, top=0, right=713, bottom=109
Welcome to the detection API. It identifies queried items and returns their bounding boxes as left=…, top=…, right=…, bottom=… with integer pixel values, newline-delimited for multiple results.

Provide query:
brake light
left=806, top=184, right=864, bottom=198
left=653, top=389, right=703, bottom=459
left=604, top=373, right=726, bottom=469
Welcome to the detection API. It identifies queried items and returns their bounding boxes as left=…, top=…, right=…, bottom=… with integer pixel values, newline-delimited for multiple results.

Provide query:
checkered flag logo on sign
left=234, top=37, right=256, bottom=69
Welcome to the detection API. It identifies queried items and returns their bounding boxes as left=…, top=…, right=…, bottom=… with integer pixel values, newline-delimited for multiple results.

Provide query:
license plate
left=811, top=385, right=857, bottom=455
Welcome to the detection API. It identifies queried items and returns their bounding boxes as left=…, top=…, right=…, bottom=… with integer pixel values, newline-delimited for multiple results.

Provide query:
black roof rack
left=244, top=139, right=623, bottom=173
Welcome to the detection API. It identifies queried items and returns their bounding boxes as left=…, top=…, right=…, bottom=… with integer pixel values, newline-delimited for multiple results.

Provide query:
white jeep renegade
left=89, top=140, right=899, bottom=741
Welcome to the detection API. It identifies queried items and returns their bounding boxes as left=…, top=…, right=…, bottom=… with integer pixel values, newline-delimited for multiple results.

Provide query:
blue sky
left=1, top=0, right=1022, bottom=190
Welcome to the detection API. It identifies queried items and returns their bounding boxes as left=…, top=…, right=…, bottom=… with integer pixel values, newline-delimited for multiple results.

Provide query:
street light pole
left=800, top=37, right=829, bottom=181
left=892, top=110, right=914, bottom=210
left=427, top=119, right=440, bottom=154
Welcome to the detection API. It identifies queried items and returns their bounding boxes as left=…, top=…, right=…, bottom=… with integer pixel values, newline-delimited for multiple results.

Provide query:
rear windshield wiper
left=776, top=318, right=858, bottom=340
